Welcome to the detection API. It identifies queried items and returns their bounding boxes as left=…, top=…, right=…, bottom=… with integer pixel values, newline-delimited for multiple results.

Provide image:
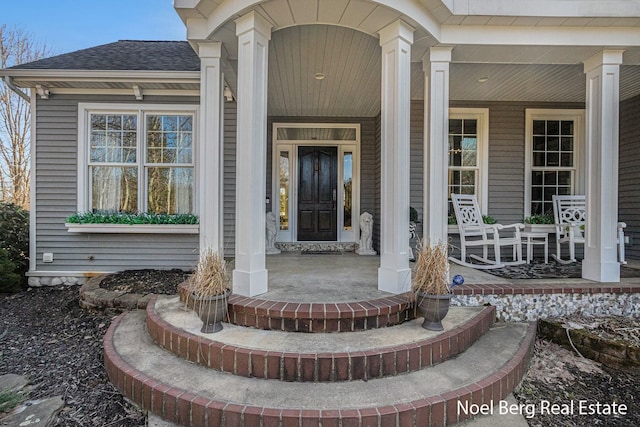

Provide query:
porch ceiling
left=186, top=0, right=640, bottom=116
left=261, top=25, right=640, bottom=116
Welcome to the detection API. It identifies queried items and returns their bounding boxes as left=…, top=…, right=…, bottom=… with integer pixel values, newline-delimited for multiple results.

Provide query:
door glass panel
left=279, top=151, right=290, bottom=231
left=277, top=127, right=356, bottom=141
left=343, top=152, right=353, bottom=230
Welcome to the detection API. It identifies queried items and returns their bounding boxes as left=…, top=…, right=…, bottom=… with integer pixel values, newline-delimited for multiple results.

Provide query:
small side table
left=520, top=231, right=548, bottom=264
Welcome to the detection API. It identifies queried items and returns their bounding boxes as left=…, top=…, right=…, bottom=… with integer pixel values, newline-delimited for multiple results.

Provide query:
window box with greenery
left=523, top=213, right=556, bottom=234
left=65, top=212, right=199, bottom=234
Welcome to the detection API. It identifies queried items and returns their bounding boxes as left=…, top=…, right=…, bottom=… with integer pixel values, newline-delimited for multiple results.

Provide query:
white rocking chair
left=551, top=195, right=627, bottom=265
left=449, top=194, right=525, bottom=269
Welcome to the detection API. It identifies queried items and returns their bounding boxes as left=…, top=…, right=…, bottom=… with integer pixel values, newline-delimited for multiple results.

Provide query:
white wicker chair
left=449, top=194, right=525, bottom=269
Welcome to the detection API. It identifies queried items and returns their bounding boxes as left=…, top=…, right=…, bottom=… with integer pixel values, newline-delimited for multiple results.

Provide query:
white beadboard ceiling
left=261, top=24, right=640, bottom=117
left=267, top=25, right=381, bottom=117
left=195, top=0, right=640, bottom=117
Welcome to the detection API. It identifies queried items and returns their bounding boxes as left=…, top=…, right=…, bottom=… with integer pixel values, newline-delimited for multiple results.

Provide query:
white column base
left=378, top=266, right=411, bottom=294
left=582, top=261, right=620, bottom=283
left=233, top=268, right=268, bottom=297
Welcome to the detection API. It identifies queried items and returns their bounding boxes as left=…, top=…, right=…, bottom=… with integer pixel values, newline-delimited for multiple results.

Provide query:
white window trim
left=76, top=103, right=199, bottom=232
left=271, top=123, right=361, bottom=243
left=524, top=108, right=585, bottom=218
left=449, top=108, right=489, bottom=214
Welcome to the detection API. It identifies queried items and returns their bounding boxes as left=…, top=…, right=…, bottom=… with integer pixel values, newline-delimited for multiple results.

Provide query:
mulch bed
left=0, top=287, right=145, bottom=426
left=99, top=268, right=190, bottom=295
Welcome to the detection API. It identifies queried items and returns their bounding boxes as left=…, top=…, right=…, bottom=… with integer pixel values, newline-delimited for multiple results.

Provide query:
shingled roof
left=9, top=40, right=200, bottom=72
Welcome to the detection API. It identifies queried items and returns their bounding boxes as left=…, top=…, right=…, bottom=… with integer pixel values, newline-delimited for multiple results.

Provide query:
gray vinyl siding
left=446, top=101, right=583, bottom=222
left=265, top=116, right=380, bottom=249
left=34, top=94, right=200, bottom=273
left=373, top=113, right=381, bottom=252
left=223, top=101, right=237, bottom=256
left=409, top=102, right=424, bottom=239
left=408, top=100, right=583, bottom=258
left=619, top=94, right=640, bottom=260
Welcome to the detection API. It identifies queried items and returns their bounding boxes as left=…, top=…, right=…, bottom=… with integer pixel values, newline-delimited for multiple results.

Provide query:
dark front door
left=298, top=146, right=338, bottom=241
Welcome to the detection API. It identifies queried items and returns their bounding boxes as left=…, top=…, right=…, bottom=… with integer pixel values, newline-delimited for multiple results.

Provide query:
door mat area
left=483, top=261, right=640, bottom=280
left=301, top=250, right=343, bottom=255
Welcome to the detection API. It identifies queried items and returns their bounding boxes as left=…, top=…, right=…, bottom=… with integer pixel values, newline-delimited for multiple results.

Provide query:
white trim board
left=524, top=108, right=585, bottom=218
left=77, top=102, right=200, bottom=215
left=271, top=122, right=361, bottom=244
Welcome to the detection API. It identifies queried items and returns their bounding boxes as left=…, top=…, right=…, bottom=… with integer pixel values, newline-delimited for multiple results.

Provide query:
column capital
left=583, top=49, right=624, bottom=74
left=422, top=46, right=453, bottom=72
left=197, top=41, right=222, bottom=59
left=379, top=20, right=414, bottom=46
left=235, top=10, right=272, bottom=41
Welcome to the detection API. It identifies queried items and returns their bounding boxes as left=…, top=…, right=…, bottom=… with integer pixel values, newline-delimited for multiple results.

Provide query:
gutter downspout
left=2, top=76, right=31, bottom=102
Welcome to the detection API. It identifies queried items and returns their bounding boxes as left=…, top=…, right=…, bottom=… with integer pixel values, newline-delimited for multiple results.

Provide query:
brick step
left=104, top=311, right=535, bottom=427
left=147, top=296, right=495, bottom=382
left=178, top=283, right=415, bottom=332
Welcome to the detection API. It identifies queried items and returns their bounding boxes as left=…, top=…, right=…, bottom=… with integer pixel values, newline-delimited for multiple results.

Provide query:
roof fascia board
left=205, top=0, right=258, bottom=40
left=0, top=69, right=200, bottom=81
left=375, top=1, right=441, bottom=39
left=46, top=88, right=200, bottom=96
left=441, top=25, right=640, bottom=47
left=451, top=0, right=640, bottom=18
left=186, top=17, right=210, bottom=41
left=187, top=0, right=442, bottom=41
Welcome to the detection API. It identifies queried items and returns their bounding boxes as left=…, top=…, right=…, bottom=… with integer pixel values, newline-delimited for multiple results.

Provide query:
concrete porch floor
left=241, top=252, right=640, bottom=303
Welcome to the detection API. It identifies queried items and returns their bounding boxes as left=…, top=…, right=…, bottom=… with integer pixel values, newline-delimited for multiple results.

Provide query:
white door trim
left=272, top=123, right=361, bottom=243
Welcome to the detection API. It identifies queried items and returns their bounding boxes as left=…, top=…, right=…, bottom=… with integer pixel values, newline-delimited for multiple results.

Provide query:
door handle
left=333, top=189, right=337, bottom=202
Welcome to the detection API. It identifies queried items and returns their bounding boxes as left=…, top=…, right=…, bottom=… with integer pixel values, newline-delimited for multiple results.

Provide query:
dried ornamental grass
left=412, top=240, right=450, bottom=295
left=188, top=249, right=231, bottom=298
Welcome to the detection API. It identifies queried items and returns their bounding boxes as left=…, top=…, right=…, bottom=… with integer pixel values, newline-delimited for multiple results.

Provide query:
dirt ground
left=514, top=337, right=639, bottom=426
left=0, top=270, right=638, bottom=426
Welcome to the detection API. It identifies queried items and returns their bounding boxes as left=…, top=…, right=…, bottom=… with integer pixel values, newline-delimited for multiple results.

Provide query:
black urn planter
left=191, top=289, right=230, bottom=333
left=416, top=292, right=452, bottom=331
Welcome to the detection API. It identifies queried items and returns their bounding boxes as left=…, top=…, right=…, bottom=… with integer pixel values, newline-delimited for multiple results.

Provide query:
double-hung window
left=525, top=109, right=584, bottom=217
left=79, top=104, right=197, bottom=215
left=448, top=108, right=489, bottom=215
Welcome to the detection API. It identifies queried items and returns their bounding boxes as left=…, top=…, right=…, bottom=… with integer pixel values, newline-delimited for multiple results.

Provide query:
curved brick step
left=104, top=311, right=535, bottom=427
left=147, top=296, right=496, bottom=382
left=178, top=283, right=414, bottom=332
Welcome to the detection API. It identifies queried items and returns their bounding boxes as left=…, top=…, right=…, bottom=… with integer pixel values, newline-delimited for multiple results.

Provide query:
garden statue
left=356, top=212, right=376, bottom=255
left=265, top=212, right=281, bottom=254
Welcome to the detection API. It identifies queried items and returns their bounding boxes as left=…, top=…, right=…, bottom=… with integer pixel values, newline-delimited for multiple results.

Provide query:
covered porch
left=175, top=0, right=640, bottom=297
left=217, top=252, right=640, bottom=331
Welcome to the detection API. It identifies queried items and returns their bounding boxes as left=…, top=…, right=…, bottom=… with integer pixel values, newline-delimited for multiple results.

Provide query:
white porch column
left=198, top=42, right=224, bottom=255
left=582, top=50, right=624, bottom=283
left=422, top=47, right=452, bottom=246
left=377, top=20, right=414, bottom=294
left=233, top=11, right=272, bottom=296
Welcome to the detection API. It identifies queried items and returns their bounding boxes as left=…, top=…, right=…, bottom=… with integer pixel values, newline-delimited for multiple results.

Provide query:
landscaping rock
left=0, top=373, right=28, bottom=393
left=1, top=396, right=64, bottom=427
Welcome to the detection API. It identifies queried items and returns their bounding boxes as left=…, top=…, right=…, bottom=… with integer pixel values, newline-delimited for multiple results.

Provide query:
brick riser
left=178, top=283, right=416, bottom=332
left=146, top=298, right=496, bottom=382
left=104, top=319, right=536, bottom=427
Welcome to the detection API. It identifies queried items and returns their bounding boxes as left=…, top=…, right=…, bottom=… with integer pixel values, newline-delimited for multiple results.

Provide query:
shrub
left=66, top=211, right=199, bottom=225
left=524, top=213, right=554, bottom=224
left=0, top=202, right=29, bottom=290
left=409, top=206, right=419, bottom=223
left=0, top=249, right=21, bottom=293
